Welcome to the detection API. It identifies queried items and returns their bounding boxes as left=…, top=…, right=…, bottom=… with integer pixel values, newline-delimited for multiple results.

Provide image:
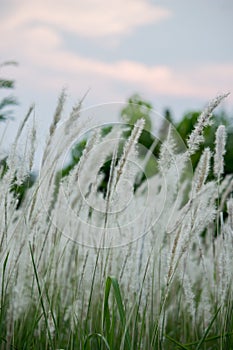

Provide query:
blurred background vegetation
left=1, top=64, right=232, bottom=205
left=0, top=61, right=18, bottom=122
left=62, top=93, right=233, bottom=193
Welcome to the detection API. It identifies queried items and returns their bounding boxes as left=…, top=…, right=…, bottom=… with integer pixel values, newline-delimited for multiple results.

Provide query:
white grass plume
left=0, top=93, right=233, bottom=346
left=187, top=93, right=229, bottom=155
left=214, top=125, right=226, bottom=180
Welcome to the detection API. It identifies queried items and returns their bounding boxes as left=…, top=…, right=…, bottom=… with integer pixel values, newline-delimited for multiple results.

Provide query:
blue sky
left=1, top=0, right=233, bottom=154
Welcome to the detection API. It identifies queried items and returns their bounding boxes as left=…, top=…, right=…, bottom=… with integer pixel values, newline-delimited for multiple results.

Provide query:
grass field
left=0, top=93, right=232, bottom=349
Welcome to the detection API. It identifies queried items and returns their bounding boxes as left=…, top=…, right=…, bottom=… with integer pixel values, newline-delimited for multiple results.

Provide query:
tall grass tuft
left=0, top=94, right=233, bottom=349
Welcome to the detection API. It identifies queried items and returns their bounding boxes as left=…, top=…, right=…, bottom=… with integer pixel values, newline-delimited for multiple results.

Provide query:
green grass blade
left=184, top=331, right=233, bottom=346
left=29, top=242, right=53, bottom=348
left=85, top=249, right=100, bottom=330
left=84, top=332, right=110, bottom=350
left=0, top=336, right=18, bottom=349
left=165, top=335, right=190, bottom=350
left=104, top=276, right=131, bottom=350
left=196, top=305, right=221, bottom=350
left=1, top=251, right=9, bottom=310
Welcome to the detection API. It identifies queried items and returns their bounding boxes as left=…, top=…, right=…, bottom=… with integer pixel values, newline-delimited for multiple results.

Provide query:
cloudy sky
left=1, top=0, right=233, bottom=150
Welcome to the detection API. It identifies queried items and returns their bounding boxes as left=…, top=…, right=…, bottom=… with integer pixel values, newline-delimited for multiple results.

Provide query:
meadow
left=0, top=92, right=232, bottom=349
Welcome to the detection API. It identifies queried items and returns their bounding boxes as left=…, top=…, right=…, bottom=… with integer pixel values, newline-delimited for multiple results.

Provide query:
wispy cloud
left=1, top=0, right=172, bottom=38
left=1, top=0, right=232, bottom=108
left=12, top=36, right=233, bottom=102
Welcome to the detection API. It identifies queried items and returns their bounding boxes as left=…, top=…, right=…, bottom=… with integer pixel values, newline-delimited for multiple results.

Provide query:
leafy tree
left=121, top=93, right=152, bottom=132
left=59, top=94, right=163, bottom=195
left=120, top=94, right=157, bottom=153
left=60, top=94, right=233, bottom=194
left=120, top=94, right=162, bottom=179
left=176, top=109, right=233, bottom=176
left=0, top=61, right=18, bottom=121
left=0, top=61, right=35, bottom=207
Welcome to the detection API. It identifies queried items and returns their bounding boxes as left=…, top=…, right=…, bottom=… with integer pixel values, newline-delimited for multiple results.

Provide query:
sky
left=1, top=0, right=233, bottom=157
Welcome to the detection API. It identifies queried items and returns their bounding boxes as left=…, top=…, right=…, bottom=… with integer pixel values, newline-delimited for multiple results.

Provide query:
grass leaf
left=196, top=305, right=221, bottom=350
left=104, top=276, right=131, bottom=350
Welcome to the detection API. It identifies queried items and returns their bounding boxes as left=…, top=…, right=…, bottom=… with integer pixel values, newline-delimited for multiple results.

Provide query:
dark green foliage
left=0, top=157, right=35, bottom=208
left=60, top=139, right=87, bottom=178
left=0, top=61, right=18, bottom=121
left=120, top=94, right=158, bottom=158
left=120, top=93, right=152, bottom=132
left=176, top=110, right=233, bottom=176
left=59, top=94, right=161, bottom=193
left=60, top=94, right=233, bottom=196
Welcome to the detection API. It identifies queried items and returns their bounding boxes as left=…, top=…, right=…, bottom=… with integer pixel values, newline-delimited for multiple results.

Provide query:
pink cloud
left=1, top=0, right=172, bottom=38
left=13, top=42, right=233, bottom=102
left=0, top=1, right=232, bottom=106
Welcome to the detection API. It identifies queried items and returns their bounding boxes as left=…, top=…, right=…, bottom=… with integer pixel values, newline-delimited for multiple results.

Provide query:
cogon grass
left=0, top=93, right=233, bottom=349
